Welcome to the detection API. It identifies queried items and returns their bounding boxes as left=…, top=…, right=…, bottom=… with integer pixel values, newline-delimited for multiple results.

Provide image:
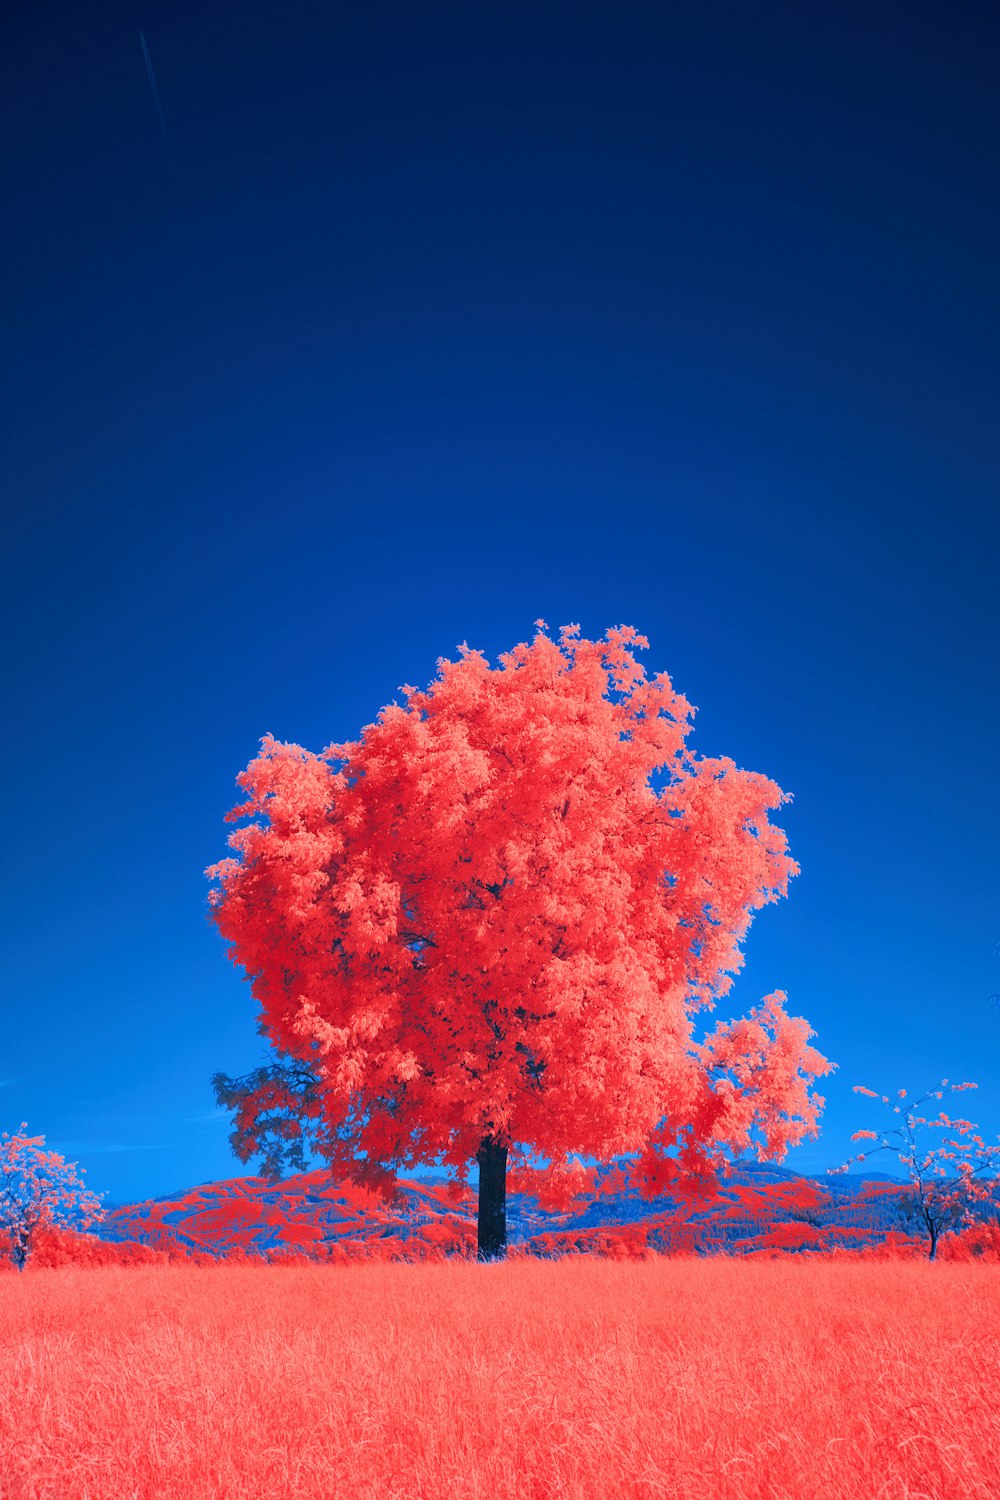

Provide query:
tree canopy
left=209, top=624, right=831, bottom=1243
left=0, top=1125, right=104, bottom=1270
left=837, top=1081, right=1000, bottom=1259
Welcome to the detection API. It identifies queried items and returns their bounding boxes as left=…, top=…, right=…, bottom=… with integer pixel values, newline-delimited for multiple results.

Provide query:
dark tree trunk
left=11, top=1225, right=30, bottom=1272
left=928, top=1223, right=938, bottom=1261
left=476, top=1137, right=508, bottom=1261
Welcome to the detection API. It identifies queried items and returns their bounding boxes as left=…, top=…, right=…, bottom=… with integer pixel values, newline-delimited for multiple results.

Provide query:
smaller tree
left=0, top=1124, right=104, bottom=1271
left=831, top=1082, right=1000, bottom=1260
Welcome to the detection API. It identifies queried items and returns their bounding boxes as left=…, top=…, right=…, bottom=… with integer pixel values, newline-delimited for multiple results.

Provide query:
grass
left=1, top=1257, right=998, bottom=1499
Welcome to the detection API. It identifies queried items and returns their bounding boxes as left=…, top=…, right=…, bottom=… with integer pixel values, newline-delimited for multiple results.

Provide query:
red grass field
left=2, top=1257, right=998, bottom=1499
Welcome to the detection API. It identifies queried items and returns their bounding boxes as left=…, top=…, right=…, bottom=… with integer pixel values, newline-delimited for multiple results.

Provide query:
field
left=2, top=1258, right=998, bottom=1500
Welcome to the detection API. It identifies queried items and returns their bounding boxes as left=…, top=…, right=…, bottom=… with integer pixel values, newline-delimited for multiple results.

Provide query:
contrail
left=140, top=31, right=173, bottom=170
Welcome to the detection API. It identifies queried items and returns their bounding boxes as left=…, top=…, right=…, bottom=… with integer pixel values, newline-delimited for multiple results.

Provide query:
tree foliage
left=208, top=624, right=831, bottom=1228
left=211, top=1053, right=327, bottom=1181
left=833, top=1082, right=1000, bottom=1259
left=0, top=1124, right=104, bottom=1271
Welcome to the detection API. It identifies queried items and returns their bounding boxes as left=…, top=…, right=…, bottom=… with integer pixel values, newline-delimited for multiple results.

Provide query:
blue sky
left=3, top=1, right=998, bottom=1204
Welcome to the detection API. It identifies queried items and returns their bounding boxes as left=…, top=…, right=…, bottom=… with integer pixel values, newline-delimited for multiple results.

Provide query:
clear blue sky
left=3, top=1, right=998, bottom=1204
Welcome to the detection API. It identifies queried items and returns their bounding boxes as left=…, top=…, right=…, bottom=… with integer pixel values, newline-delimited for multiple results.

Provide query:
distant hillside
left=93, top=1160, right=945, bottom=1261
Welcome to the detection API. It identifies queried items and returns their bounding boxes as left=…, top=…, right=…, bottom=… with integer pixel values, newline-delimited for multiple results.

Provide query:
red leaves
left=0, top=1125, right=104, bottom=1270
left=209, top=625, right=830, bottom=1208
left=689, top=992, right=831, bottom=1170
left=835, top=1082, right=1000, bottom=1256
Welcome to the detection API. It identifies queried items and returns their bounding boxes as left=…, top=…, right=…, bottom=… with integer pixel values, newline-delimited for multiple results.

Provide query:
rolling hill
left=90, top=1160, right=941, bottom=1261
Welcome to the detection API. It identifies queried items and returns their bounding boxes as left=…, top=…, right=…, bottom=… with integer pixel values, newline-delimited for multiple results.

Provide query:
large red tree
left=209, top=624, right=831, bottom=1257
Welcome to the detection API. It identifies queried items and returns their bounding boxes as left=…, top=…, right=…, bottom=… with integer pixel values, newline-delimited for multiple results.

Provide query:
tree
left=832, top=1082, right=1000, bottom=1260
left=0, top=1125, right=104, bottom=1271
left=208, top=623, right=831, bottom=1259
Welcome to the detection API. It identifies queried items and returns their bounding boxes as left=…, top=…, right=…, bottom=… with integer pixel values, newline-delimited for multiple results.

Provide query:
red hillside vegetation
left=11, top=1161, right=998, bottom=1268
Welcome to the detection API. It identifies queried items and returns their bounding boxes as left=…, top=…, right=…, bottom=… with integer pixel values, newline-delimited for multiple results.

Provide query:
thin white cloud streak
left=50, top=1141, right=173, bottom=1156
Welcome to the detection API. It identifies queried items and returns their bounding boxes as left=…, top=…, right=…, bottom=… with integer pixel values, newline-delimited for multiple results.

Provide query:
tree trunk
left=476, top=1137, right=508, bottom=1261
left=928, top=1223, right=938, bottom=1261
left=12, top=1225, right=29, bottom=1272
